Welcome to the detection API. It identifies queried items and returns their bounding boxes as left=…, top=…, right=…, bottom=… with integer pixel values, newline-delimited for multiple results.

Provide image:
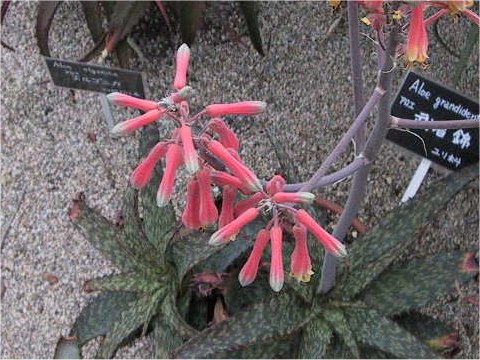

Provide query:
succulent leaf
left=70, top=291, right=139, bottom=346
left=177, top=1, right=205, bottom=45
left=220, top=335, right=297, bottom=359
left=153, top=316, right=182, bottom=358
left=338, top=164, right=478, bottom=299
left=84, top=272, right=162, bottom=294
left=394, top=312, right=459, bottom=353
left=54, top=337, right=81, bottom=359
left=162, top=293, right=198, bottom=339
left=238, top=1, right=265, bottom=56
left=298, top=316, right=332, bottom=358
left=345, top=305, right=436, bottom=358
left=96, top=294, right=156, bottom=358
left=174, top=293, right=312, bottom=358
left=35, top=1, right=62, bottom=56
left=322, top=308, right=360, bottom=358
left=80, top=1, right=104, bottom=43
left=324, top=334, right=355, bottom=359
left=359, top=251, right=478, bottom=316
left=72, top=197, right=146, bottom=272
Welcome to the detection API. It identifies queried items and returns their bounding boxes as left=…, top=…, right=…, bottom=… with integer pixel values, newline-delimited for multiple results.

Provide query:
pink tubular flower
left=205, top=101, right=267, bottom=117
left=173, top=43, right=190, bottom=90
left=269, top=225, right=284, bottom=292
left=107, top=92, right=159, bottom=111
left=271, top=192, right=315, bottom=205
left=179, top=125, right=199, bottom=174
left=209, top=207, right=259, bottom=245
left=238, top=229, right=270, bottom=286
left=157, top=144, right=183, bottom=207
left=290, top=225, right=313, bottom=282
left=295, top=209, right=347, bottom=257
left=234, top=192, right=266, bottom=217
left=197, top=169, right=218, bottom=227
left=405, top=4, right=429, bottom=67
left=182, top=179, right=201, bottom=229
left=265, top=175, right=286, bottom=196
left=111, top=108, right=166, bottom=137
left=130, top=142, right=169, bottom=189
left=205, top=139, right=263, bottom=192
left=218, top=186, right=237, bottom=229
left=357, top=0, right=384, bottom=13
left=210, top=170, right=252, bottom=194
left=207, top=118, right=240, bottom=150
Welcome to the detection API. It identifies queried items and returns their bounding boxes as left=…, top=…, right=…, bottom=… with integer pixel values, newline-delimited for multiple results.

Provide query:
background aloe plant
left=33, top=1, right=263, bottom=67
left=54, top=121, right=478, bottom=358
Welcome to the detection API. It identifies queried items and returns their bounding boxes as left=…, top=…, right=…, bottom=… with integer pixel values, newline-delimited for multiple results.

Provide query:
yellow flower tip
left=392, top=10, right=402, bottom=20
left=290, top=269, right=314, bottom=283
left=361, top=16, right=372, bottom=26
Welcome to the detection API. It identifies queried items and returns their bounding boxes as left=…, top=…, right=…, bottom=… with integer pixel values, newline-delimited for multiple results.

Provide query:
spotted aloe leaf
left=358, top=251, right=478, bottom=316
left=54, top=337, right=81, bottom=359
left=298, top=315, right=332, bottom=358
left=70, top=291, right=140, bottom=347
left=337, top=164, right=478, bottom=299
left=322, top=308, right=360, bottom=358
left=345, top=305, right=436, bottom=358
left=219, top=335, right=298, bottom=358
left=83, top=272, right=163, bottom=294
left=176, top=1, right=205, bottom=45
left=153, top=315, right=182, bottom=359
left=96, top=294, right=160, bottom=358
left=174, top=293, right=312, bottom=358
left=394, top=311, right=460, bottom=353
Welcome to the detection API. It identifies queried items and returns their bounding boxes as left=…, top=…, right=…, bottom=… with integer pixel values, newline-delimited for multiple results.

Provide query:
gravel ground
left=1, top=1, right=478, bottom=358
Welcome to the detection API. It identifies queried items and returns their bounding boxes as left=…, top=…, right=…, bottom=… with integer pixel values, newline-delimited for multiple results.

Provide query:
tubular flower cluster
left=431, top=0, right=480, bottom=24
left=107, top=43, right=265, bottom=222
left=405, top=3, right=429, bottom=67
left=207, top=174, right=347, bottom=292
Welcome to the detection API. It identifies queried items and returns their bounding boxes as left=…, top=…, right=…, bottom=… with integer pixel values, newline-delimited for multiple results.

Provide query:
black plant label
left=45, top=57, right=145, bottom=98
left=387, top=71, right=479, bottom=170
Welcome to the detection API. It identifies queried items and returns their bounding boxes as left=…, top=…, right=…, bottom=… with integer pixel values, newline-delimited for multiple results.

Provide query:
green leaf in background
left=105, top=1, right=151, bottom=53
left=35, top=1, right=62, bottom=56
left=219, top=335, right=298, bottom=359
left=394, top=311, right=460, bottom=353
left=96, top=294, right=154, bottom=358
left=322, top=308, right=359, bottom=358
left=345, top=305, right=436, bottom=358
left=161, top=293, right=198, bottom=338
left=238, top=1, right=264, bottom=56
left=177, top=1, right=205, bottom=45
left=83, top=272, right=162, bottom=294
left=359, top=251, right=478, bottom=316
left=338, top=164, right=478, bottom=299
left=298, top=316, right=332, bottom=358
left=70, top=291, right=139, bottom=346
left=174, top=293, right=312, bottom=358
left=80, top=1, right=104, bottom=43
left=153, top=315, right=182, bottom=358
left=324, top=334, right=354, bottom=359
left=54, top=337, right=81, bottom=359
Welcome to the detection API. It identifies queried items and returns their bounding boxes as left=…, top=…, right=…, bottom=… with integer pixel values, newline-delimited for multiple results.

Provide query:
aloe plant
left=34, top=1, right=264, bottom=67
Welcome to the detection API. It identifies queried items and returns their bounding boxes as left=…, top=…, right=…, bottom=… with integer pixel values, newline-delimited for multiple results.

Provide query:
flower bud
left=209, top=207, right=259, bottom=245
left=111, top=109, right=165, bottom=137
left=239, top=229, right=270, bottom=286
left=210, top=171, right=253, bottom=194
left=269, top=226, right=284, bottom=292
left=206, top=139, right=262, bottom=192
left=207, top=118, right=240, bottom=150
left=205, top=101, right=266, bottom=117
left=295, top=209, right=347, bottom=257
left=130, top=142, right=169, bottom=189
left=234, top=192, right=266, bottom=217
left=174, top=43, right=190, bottom=90
left=182, top=179, right=201, bottom=229
left=218, top=186, right=237, bottom=229
left=272, top=192, right=315, bottom=205
left=179, top=125, right=199, bottom=174
left=157, top=144, right=183, bottom=207
left=197, top=168, right=218, bottom=227
left=265, top=175, right=286, bottom=196
left=107, top=92, right=159, bottom=111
